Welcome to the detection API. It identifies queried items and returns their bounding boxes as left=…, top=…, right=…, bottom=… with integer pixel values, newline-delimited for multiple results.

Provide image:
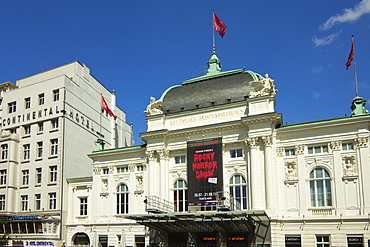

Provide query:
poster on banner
left=187, top=137, right=223, bottom=206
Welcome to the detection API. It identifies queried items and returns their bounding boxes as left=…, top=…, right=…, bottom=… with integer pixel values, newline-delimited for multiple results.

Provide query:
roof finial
left=206, top=51, right=221, bottom=75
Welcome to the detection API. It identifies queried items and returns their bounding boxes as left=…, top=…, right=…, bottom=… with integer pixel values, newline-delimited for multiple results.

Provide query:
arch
left=72, top=232, right=90, bottom=246
left=117, top=183, right=129, bottom=214
left=229, top=174, right=248, bottom=209
left=309, top=167, right=332, bottom=207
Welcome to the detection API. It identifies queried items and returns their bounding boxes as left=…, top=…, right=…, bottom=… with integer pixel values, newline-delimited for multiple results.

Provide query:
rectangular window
left=0, top=170, right=6, bottom=185
left=38, top=122, right=44, bottom=132
left=1, top=144, right=8, bottom=160
left=22, top=170, right=29, bottom=186
left=23, top=144, right=30, bottom=160
left=21, top=195, right=28, bottom=211
left=342, top=142, right=354, bottom=151
left=49, top=166, right=57, bottom=182
left=316, top=235, right=330, bottom=247
left=36, top=168, right=42, bottom=184
left=37, top=141, right=43, bottom=158
left=137, top=165, right=144, bottom=171
left=50, top=139, right=58, bottom=156
left=230, top=149, right=243, bottom=158
left=0, top=195, right=5, bottom=211
left=25, top=97, right=31, bottom=109
left=308, top=145, right=328, bottom=154
left=38, top=93, right=45, bottom=105
left=53, top=89, right=60, bottom=101
left=175, top=155, right=186, bottom=164
left=102, top=168, right=109, bottom=174
left=285, top=148, right=295, bottom=156
left=8, top=101, right=16, bottom=113
left=35, top=194, right=41, bottom=210
left=80, top=197, right=88, bottom=216
left=49, top=193, right=56, bottom=210
left=24, top=125, right=31, bottom=136
left=117, top=167, right=129, bottom=173
left=51, top=119, right=58, bottom=129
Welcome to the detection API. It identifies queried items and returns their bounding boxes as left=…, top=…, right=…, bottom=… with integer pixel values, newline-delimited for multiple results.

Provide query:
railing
left=310, top=208, right=333, bottom=216
left=144, top=195, right=174, bottom=213
left=215, top=191, right=241, bottom=211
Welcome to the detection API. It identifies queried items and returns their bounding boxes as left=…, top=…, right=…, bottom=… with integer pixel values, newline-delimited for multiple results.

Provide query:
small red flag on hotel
left=213, top=13, right=227, bottom=38
left=346, top=39, right=355, bottom=70
left=102, top=96, right=117, bottom=119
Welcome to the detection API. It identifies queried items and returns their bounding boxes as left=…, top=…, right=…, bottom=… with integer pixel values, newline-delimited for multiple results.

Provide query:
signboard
left=187, top=137, right=223, bottom=206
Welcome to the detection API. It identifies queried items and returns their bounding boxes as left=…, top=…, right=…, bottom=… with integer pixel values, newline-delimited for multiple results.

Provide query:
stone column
left=158, top=149, right=170, bottom=199
left=262, top=136, right=274, bottom=210
left=355, top=137, right=370, bottom=214
left=246, top=137, right=261, bottom=210
left=146, top=150, right=158, bottom=196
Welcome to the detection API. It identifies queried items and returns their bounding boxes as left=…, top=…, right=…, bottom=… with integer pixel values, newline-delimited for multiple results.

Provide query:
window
left=230, top=149, right=243, bottom=158
left=36, top=168, right=42, bottom=184
left=1, top=144, right=8, bottom=160
left=80, top=197, right=88, bottom=216
left=49, top=192, right=56, bottom=209
left=117, top=167, right=129, bottom=173
left=38, top=93, right=44, bottom=105
left=24, top=125, right=31, bottom=136
left=8, top=101, right=16, bottom=113
left=137, top=165, right=144, bottom=171
left=23, top=144, right=30, bottom=160
left=229, top=175, right=248, bottom=209
left=175, top=155, right=186, bottom=164
left=0, top=195, right=5, bottom=211
left=35, top=194, right=41, bottom=210
left=316, top=235, right=330, bottom=247
left=103, top=168, right=109, bottom=174
left=342, top=142, right=354, bottom=151
left=50, top=139, right=58, bottom=156
left=49, top=166, right=57, bottom=182
left=309, top=168, right=332, bottom=207
left=308, top=145, right=328, bottom=154
left=25, top=97, right=31, bottom=109
left=37, top=141, right=43, bottom=158
left=0, top=170, right=6, bottom=185
left=38, top=122, right=44, bottom=132
left=21, top=195, right=28, bottom=211
left=174, top=180, right=188, bottom=212
left=22, top=170, right=29, bottom=186
left=117, top=184, right=129, bottom=214
left=285, top=148, right=295, bottom=156
left=53, top=89, right=60, bottom=101
left=51, top=119, right=58, bottom=129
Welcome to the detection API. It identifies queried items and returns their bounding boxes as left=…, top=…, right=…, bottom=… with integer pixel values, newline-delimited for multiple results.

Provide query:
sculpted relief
left=250, top=74, right=278, bottom=98
left=144, top=97, right=163, bottom=116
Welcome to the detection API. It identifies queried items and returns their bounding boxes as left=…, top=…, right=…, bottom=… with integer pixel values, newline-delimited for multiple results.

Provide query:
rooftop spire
left=206, top=51, right=221, bottom=75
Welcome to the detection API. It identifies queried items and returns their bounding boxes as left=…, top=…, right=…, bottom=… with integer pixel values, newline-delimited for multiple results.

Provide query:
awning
left=121, top=210, right=269, bottom=233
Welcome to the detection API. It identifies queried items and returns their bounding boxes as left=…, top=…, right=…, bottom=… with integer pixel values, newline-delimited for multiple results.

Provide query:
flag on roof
left=213, top=13, right=227, bottom=38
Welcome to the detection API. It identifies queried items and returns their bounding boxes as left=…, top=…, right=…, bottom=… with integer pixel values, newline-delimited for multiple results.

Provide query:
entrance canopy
left=122, top=210, right=269, bottom=233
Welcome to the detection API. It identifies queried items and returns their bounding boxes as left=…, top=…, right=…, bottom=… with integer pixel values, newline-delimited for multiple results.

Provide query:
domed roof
left=160, top=69, right=261, bottom=114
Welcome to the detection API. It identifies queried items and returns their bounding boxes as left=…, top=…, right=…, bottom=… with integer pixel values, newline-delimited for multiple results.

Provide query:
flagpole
left=100, top=93, right=103, bottom=138
left=212, top=10, right=215, bottom=52
left=352, top=35, right=359, bottom=97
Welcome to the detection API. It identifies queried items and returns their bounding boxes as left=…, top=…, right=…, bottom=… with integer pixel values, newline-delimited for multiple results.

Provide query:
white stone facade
left=0, top=62, right=133, bottom=246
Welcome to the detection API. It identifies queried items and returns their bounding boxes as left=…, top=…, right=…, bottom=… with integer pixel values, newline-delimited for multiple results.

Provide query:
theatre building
left=0, top=62, right=133, bottom=246
left=66, top=53, right=370, bottom=247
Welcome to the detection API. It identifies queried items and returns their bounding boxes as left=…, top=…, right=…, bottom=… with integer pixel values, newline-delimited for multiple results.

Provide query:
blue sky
left=1, top=1, right=370, bottom=145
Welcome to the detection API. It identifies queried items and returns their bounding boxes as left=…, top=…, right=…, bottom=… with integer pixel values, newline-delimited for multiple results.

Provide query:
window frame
left=50, top=139, right=58, bottom=156
left=8, top=101, right=16, bottom=113
left=37, top=141, right=43, bottom=158
left=308, top=145, right=328, bottom=154
left=23, top=144, right=31, bottom=160
left=173, top=179, right=188, bottom=212
left=35, top=194, right=41, bottom=211
left=49, top=192, right=56, bottom=210
left=36, top=168, right=42, bottom=184
left=0, top=195, right=5, bottom=211
left=21, top=195, right=28, bottom=211
left=49, top=166, right=57, bottom=183
left=1, top=144, right=8, bottom=160
left=229, top=174, right=248, bottom=209
left=230, top=149, right=243, bottom=158
left=79, top=197, right=88, bottom=216
left=309, top=168, right=332, bottom=207
left=38, top=93, right=45, bottom=105
left=22, top=170, right=29, bottom=186
left=53, top=89, right=60, bottom=102
left=0, top=170, right=6, bottom=185
left=175, top=155, right=186, bottom=164
left=25, top=97, right=31, bottom=109
left=116, top=184, right=129, bottom=214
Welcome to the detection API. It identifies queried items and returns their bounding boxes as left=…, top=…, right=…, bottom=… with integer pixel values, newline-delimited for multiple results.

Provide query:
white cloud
left=311, top=66, right=323, bottom=74
left=312, top=31, right=342, bottom=46
left=313, top=92, right=321, bottom=100
left=319, top=0, right=370, bottom=31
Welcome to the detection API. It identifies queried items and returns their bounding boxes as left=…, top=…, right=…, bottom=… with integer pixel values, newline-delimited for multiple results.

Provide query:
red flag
left=346, top=39, right=354, bottom=70
left=102, top=96, right=117, bottom=119
left=213, top=13, right=227, bottom=38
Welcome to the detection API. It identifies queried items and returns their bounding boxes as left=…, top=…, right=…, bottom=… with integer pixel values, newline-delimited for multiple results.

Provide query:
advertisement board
left=187, top=137, right=223, bottom=206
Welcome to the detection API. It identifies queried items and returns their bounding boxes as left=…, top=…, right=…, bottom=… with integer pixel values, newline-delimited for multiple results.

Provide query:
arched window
left=309, top=168, right=332, bottom=207
left=117, top=184, right=129, bottom=214
left=229, top=175, right=247, bottom=209
left=174, top=180, right=188, bottom=212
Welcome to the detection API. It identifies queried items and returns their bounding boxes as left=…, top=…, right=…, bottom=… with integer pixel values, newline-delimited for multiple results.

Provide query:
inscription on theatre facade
left=168, top=109, right=245, bottom=127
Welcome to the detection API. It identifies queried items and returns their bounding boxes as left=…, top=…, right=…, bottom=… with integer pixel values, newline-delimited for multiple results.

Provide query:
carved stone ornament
left=146, top=150, right=157, bottom=161
left=262, top=136, right=273, bottom=147
left=93, top=166, right=102, bottom=175
left=246, top=137, right=259, bottom=148
left=143, top=97, right=163, bottom=116
left=330, top=141, right=342, bottom=151
left=295, top=145, right=304, bottom=155
left=355, top=137, right=369, bottom=148
left=250, top=74, right=278, bottom=98
left=276, top=147, right=284, bottom=157
left=135, top=175, right=144, bottom=192
left=158, top=149, right=170, bottom=160
left=342, top=155, right=357, bottom=176
left=285, top=161, right=297, bottom=181
left=101, top=178, right=108, bottom=193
